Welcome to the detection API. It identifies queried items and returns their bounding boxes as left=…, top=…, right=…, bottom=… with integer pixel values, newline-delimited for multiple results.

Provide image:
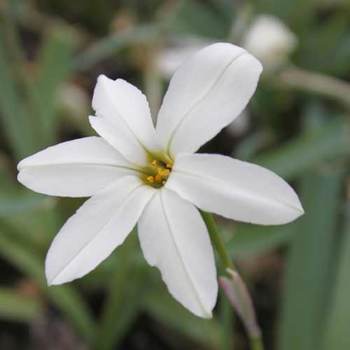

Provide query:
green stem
left=143, top=43, right=162, bottom=119
left=201, top=212, right=265, bottom=350
left=200, top=211, right=235, bottom=271
left=220, top=293, right=234, bottom=350
left=229, top=1, right=254, bottom=44
left=277, top=66, right=350, bottom=110
left=250, top=336, right=264, bottom=350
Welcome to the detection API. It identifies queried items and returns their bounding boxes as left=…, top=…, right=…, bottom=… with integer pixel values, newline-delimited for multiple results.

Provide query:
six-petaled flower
left=17, top=43, right=303, bottom=318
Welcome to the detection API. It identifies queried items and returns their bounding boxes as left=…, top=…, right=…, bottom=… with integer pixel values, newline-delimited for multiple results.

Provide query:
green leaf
left=299, top=13, right=350, bottom=75
left=0, top=288, right=41, bottom=322
left=0, top=221, right=44, bottom=282
left=32, top=26, right=74, bottom=145
left=226, top=223, right=295, bottom=257
left=170, top=0, right=232, bottom=39
left=48, top=286, right=96, bottom=343
left=278, top=166, right=343, bottom=350
left=72, top=24, right=161, bottom=72
left=95, top=235, right=144, bottom=350
left=2, top=197, right=59, bottom=253
left=144, top=282, right=222, bottom=348
left=0, top=159, right=54, bottom=219
left=0, top=34, right=37, bottom=159
left=0, top=193, right=53, bottom=218
left=219, top=292, right=234, bottom=350
left=255, top=0, right=314, bottom=32
left=322, top=203, right=350, bottom=349
left=254, top=118, right=350, bottom=180
left=0, top=222, right=95, bottom=342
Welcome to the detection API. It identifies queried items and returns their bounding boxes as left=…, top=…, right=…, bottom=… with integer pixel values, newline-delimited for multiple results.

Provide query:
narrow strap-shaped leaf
left=255, top=118, right=350, bottom=180
left=278, top=166, right=343, bottom=350
left=0, top=288, right=41, bottom=322
left=143, top=286, right=222, bottom=348
left=0, top=193, right=52, bottom=218
left=32, top=26, right=74, bottom=145
left=72, top=24, right=161, bottom=72
left=227, top=223, right=296, bottom=257
left=0, top=222, right=95, bottom=342
left=0, top=34, right=37, bottom=159
left=94, top=234, right=145, bottom=350
left=322, top=202, right=350, bottom=349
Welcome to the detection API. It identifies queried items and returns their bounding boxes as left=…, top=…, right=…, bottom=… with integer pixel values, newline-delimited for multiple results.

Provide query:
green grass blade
left=95, top=235, right=143, bottom=350
left=0, top=288, right=41, bottom=322
left=48, top=286, right=95, bottom=343
left=72, top=24, right=161, bottom=72
left=33, top=26, right=74, bottom=145
left=226, top=223, right=296, bottom=257
left=322, top=202, right=350, bottom=349
left=219, top=292, right=235, bottom=350
left=0, top=35, right=37, bottom=159
left=0, top=222, right=44, bottom=282
left=0, top=222, right=95, bottom=342
left=254, top=118, right=350, bottom=180
left=144, top=285, right=222, bottom=348
left=278, top=167, right=343, bottom=350
left=0, top=193, right=53, bottom=218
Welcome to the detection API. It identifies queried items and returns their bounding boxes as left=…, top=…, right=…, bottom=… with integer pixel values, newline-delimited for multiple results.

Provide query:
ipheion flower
left=17, top=43, right=304, bottom=318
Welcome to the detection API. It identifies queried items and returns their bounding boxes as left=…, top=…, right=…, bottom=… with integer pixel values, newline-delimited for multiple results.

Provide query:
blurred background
left=1, top=0, right=350, bottom=349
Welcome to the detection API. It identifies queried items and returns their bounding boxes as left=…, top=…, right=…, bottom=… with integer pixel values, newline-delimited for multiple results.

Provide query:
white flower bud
left=243, top=15, right=297, bottom=69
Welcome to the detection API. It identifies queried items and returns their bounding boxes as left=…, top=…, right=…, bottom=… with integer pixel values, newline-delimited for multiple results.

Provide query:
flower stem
left=200, top=211, right=235, bottom=271
left=277, top=66, right=350, bottom=110
left=251, top=336, right=264, bottom=350
left=142, top=43, right=162, bottom=119
left=200, top=211, right=265, bottom=350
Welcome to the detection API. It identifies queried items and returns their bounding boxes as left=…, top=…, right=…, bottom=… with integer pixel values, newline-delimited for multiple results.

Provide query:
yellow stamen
left=142, top=156, right=173, bottom=188
left=158, top=168, right=170, bottom=177
left=146, top=176, right=154, bottom=183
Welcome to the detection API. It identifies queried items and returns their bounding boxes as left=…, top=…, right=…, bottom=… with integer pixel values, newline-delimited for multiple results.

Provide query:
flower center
left=142, top=158, right=173, bottom=188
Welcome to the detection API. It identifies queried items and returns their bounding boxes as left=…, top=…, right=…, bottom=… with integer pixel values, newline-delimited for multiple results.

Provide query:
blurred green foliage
left=0, top=0, right=350, bottom=349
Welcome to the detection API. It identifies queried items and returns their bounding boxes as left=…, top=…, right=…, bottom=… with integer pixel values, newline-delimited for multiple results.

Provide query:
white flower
left=243, top=15, right=297, bottom=69
left=17, top=43, right=303, bottom=318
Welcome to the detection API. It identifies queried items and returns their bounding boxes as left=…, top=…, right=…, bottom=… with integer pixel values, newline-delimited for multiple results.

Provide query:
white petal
left=138, top=189, right=218, bottom=318
left=91, top=75, right=160, bottom=165
left=46, top=176, right=155, bottom=285
left=17, top=137, right=135, bottom=197
left=167, top=153, right=304, bottom=225
left=156, top=43, right=262, bottom=156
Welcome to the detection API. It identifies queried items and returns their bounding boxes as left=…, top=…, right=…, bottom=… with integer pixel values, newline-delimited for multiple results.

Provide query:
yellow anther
left=146, top=176, right=154, bottom=183
left=142, top=156, right=173, bottom=188
left=158, top=168, right=170, bottom=177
